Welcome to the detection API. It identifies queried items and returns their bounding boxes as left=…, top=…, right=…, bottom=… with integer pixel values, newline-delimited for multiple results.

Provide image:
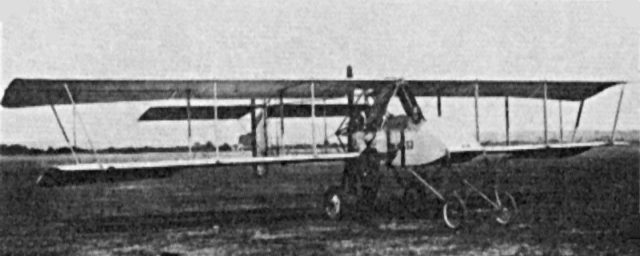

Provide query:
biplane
left=1, top=66, right=627, bottom=228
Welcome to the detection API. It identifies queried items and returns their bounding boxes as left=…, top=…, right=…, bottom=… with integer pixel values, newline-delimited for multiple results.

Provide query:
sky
left=0, top=0, right=638, bottom=149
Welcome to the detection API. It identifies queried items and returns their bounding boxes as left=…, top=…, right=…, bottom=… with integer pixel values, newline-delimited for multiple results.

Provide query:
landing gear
left=394, top=164, right=518, bottom=229
left=323, top=147, right=383, bottom=220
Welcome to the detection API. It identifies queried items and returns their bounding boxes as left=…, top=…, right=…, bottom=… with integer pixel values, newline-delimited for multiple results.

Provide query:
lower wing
left=37, top=153, right=359, bottom=187
left=447, top=141, right=624, bottom=164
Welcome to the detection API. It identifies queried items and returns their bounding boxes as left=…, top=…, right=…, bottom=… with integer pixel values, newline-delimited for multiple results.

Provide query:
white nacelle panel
left=389, top=123, right=447, bottom=166
left=354, top=118, right=482, bottom=166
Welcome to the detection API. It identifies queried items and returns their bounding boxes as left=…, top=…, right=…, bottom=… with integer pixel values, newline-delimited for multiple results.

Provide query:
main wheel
left=443, top=197, right=467, bottom=229
left=323, top=186, right=345, bottom=220
left=494, top=191, right=517, bottom=225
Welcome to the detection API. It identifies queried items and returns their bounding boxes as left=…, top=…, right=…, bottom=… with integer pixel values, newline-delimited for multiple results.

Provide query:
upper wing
left=404, top=80, right=623, bottom=101
left=1, top=78, right=624, bottom=108
left=1, top=79, right=386, bottom=108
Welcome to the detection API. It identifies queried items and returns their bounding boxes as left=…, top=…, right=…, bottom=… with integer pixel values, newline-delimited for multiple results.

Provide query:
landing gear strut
left=394, top=162, right=518, bottom=229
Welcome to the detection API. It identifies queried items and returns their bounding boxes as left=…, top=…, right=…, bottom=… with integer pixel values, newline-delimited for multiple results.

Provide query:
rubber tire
left=443, top=198, right=467, bottom=229
left=494, top=191, right=517, bottom=225
left=323, top=186, right=345, bottom=220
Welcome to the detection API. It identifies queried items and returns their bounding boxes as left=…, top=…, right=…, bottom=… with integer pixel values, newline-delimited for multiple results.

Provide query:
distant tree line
left=0, top=142, right=235, bottom=155
left=0, top=142, right=344, bottom=156
left=3, top=135, right=635, bottom=156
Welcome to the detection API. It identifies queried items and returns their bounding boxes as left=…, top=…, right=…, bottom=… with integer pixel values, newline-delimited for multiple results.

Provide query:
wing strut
left=214, top=83, right=220, bottom=159
left=279, top=92, right=284, bottom=156
left=505, top=96, right=510, bottom=145
left=263, top=99, right=269, bottom=156
left=558, top=100, right=564, bottom=143
left=543, top=83, right=548, bottom=145
left=437, top=94, right=442, bottom=117
left=323, top=98, right=329, bottom=153
left=250, top=98, right=258, bottom=158
left=72, top=98, right=77, bottom=148
left=49, top=104, right=80, bottom=164
left=571, top=100, right=584, bottom=141
left=311, top=82, right=317, bottom=157
left=187, top=90, right=192, bottom=156
left=610, top=85, right=625, bottom=142
left=474, top=83, right=480, bottom=142
left=346, top=90, right=355, bottom=152
left=63, top=83, right=101, bottom=165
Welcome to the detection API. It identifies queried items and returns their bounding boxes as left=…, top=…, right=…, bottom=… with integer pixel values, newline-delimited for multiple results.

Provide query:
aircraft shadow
left=67, top=207, right=325, bottom=233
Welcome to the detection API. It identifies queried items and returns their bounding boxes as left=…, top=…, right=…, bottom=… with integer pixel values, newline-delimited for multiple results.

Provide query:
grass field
left=0, top=146, right=638, bottom=255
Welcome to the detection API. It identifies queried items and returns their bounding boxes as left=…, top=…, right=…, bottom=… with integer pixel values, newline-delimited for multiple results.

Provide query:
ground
left=0, top=146, right=638, bottom=255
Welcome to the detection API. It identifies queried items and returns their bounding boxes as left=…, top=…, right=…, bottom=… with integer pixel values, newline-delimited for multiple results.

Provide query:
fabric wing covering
left=1, top=78, right=624, bottom=108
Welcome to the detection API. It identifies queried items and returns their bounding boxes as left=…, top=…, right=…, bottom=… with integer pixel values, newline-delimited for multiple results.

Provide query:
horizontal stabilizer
left=138, top=104, right=370, bottom=121
left=139, top=105, right=252, bottom=120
